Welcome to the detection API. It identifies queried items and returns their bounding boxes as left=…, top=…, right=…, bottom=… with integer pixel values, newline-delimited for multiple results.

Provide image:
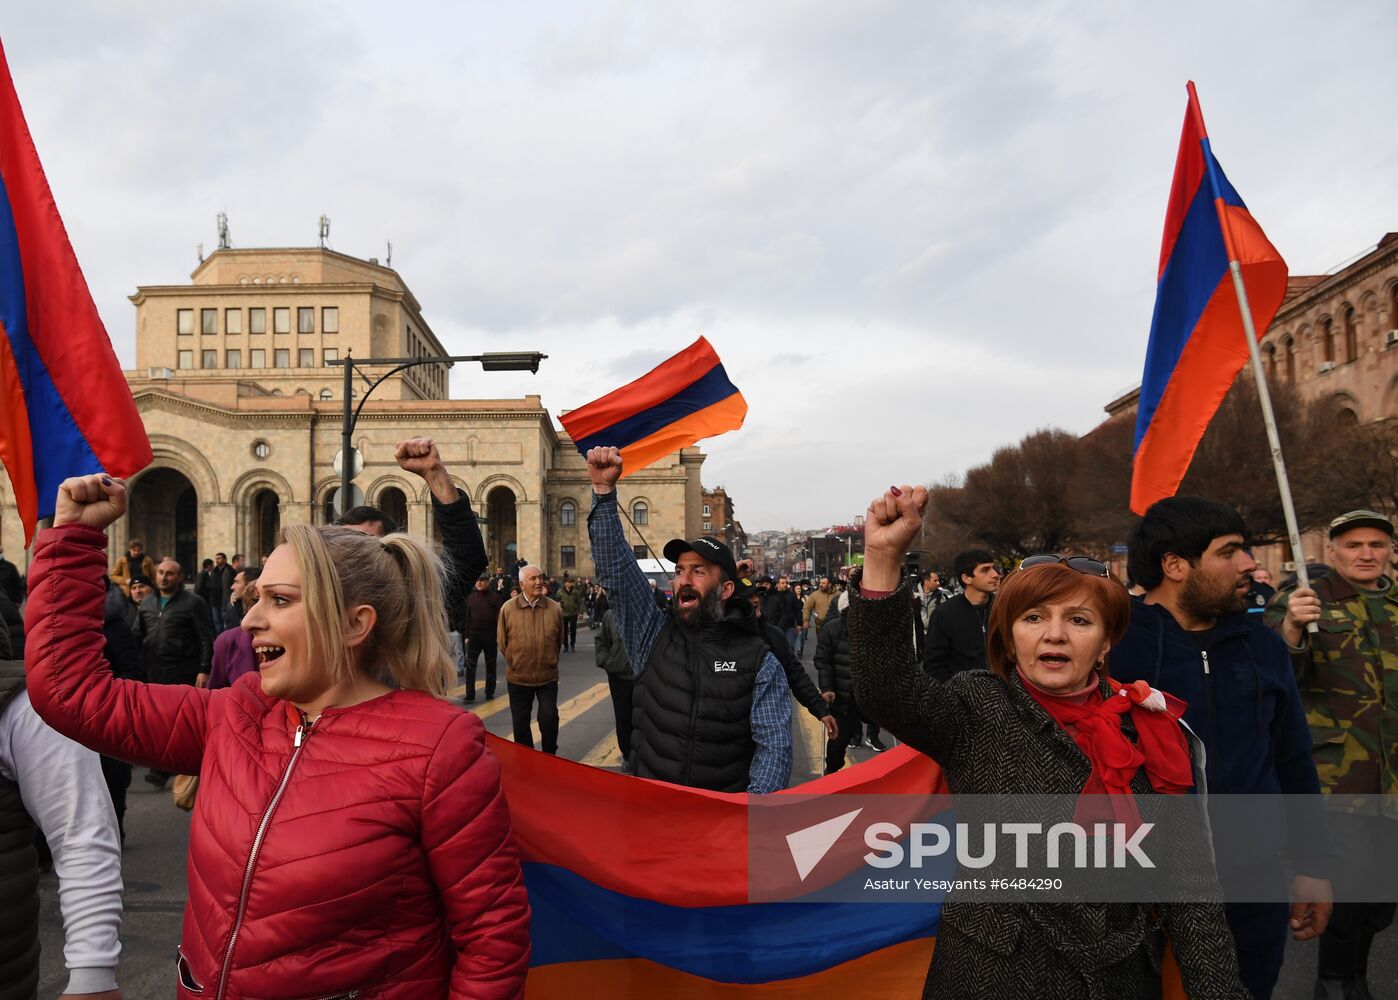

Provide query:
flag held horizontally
left=1130, top=83, right=1289, bottom=516
left=0, top=38, right=151, bottom=544
left=560, top=336, right=747, bottom=475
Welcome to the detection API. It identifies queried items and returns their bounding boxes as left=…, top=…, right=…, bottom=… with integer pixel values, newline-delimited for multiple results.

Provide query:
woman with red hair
left=847, top=484, right=1248, bottom=1000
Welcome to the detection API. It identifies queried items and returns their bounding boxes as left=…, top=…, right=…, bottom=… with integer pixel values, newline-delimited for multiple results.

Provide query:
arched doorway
left=128, top=468, right=198, bottom=575
left=486, top=486, right=517, bottom=571
left=378, top=486, right=408, bottom=534
left=252, top=489, right=281, bottom=561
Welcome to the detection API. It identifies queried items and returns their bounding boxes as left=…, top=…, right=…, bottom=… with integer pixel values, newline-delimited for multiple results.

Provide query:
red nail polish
left=889, top=485, right=902, bottom=496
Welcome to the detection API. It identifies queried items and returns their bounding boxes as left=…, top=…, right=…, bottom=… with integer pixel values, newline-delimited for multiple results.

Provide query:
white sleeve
left=0, top=690, right=123, bottom=993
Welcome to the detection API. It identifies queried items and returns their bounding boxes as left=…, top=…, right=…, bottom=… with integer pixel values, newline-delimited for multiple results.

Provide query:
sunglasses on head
left=1020, top=554, right=1109, bottom=578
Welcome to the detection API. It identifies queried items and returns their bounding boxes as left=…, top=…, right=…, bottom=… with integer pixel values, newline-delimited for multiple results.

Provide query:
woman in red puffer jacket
left=26, top=474, right=530, bottom=999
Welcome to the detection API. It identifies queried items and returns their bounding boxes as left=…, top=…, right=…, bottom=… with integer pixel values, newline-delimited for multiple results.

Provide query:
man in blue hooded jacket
left=1113, top=496, right=1333, bottom=1000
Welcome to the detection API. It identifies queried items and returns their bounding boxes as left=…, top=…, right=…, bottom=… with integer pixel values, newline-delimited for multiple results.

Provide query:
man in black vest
left=585, top=446, right=792, bottom=793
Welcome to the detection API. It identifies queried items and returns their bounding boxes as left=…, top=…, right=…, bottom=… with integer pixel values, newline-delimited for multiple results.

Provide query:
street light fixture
left=327, top=349, right=547, bottom=513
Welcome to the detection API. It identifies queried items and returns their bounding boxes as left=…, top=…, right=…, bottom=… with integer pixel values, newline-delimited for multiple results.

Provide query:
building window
left=201, top=308, right=217, bottom=335
left=324, top=348, right=338, bottom=364
left=250, top=348, right=266, bottom=368
left=322, top=307, right=338, bottom=333
left=703, top=521, right=712, bottom=532
left=177, top=309, right=193, bottom=335
left=249, top=307, right=266, bottom=334
left=1322, top=319, right=1335, bottom=362
left=1284, top=337, right=1296, bottom=383
left=201, top=349, right=217, bottom=369
left=177, top=349, right=194, bottom=369
left=633, top=545, right=648, bottom=560
left=298, top=306, right=315, bottom=334
left=274, top=348, right=290, bottom=368
left=631, top=501, right=648, bottom=526
left=319, top=388, right=332, bottom=400
left=298, top=348, right=315, bottom=367
left=703, top=504, right=711, bottom=517
left=251, top=439, right=271, bottom=460
left=1343, top=306, right=1359, bottom=362
left=560, top=546, right=576, bottom=569
left=559, top=501, right=576, bottom=526
left=225, top=349, right=242, bottom=368
left=225, top=308, right=242, bottom=334
left=274, top=307, right=290, bottom=334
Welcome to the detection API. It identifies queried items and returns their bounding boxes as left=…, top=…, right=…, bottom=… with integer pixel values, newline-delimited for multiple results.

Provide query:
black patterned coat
left=847, top=575, right=1250, bottom=1000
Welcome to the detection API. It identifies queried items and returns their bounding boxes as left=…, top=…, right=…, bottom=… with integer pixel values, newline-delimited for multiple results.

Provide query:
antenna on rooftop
left=319, top=214, right=331, bottom=248
left=197, top=242, right=204, bottom=264
left=385, top=240, right=392, bottom=268
left=216, top=212, right=230, bottom=250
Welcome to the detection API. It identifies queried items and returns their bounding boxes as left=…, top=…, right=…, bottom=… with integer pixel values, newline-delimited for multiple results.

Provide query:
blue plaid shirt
left=588, top=491, right=791, bottom=793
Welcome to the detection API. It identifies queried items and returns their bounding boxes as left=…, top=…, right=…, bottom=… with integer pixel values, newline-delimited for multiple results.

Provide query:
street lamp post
left=327, top=350, right=546, bottom=514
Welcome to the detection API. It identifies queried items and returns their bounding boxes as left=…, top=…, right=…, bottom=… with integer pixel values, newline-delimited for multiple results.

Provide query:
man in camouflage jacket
left=1266, top=509, right=1397, bottom=999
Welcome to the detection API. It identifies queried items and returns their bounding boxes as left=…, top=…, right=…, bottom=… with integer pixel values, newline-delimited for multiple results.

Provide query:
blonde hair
left=278, top=524, right=456, bottom=696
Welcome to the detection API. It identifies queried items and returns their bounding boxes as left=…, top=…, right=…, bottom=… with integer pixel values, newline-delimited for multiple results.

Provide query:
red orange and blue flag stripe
left=560, top=337, right=746, bottom=475
left=486, top=735, right=943, bottom=996
left=1130, top=83, right=1288, bottom=515
left=0, top=39, right=151, bottom=543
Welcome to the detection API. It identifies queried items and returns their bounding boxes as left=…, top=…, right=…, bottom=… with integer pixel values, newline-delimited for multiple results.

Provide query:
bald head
left=155, top=558, right=182, bottom=596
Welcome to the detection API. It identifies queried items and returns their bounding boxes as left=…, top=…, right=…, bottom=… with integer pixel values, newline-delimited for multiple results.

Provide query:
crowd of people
left=0, top=434, right=1392, bottom=998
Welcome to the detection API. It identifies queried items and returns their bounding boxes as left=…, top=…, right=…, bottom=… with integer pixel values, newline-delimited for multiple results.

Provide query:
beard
left=1180, top=569, right=1247, bottom=620
left=674, top=585, right=725, bottom=627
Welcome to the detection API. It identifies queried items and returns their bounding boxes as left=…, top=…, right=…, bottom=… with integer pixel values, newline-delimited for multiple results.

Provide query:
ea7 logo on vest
left=712, top=660, right=737, bottom=672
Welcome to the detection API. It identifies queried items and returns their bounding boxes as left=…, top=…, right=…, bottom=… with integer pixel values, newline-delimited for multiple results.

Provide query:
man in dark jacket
left=1114, top=496, right=1333, bottom=1000
left=208, top=552, right=235, bottom=630
left=816, top=592, right=885, bottom=768
left=134, top=557, right=215, bottom=788
left=737, top=575, right=836, bottom=742
left=922, top=548, right=999, bottom=681
left=586, top=446, right=791, bottom=794
left=463, top=575, right=503, bottom=702
left=557, top=578, right=585, bottom=652
left=337, top=438, right=488, bottom=638
left=594, top=607, right=635, bottom=770
left=762, top=575, right=802, bottom=646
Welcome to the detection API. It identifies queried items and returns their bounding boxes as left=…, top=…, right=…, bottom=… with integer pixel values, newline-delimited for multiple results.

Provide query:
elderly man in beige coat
left=497, top=564, right=564, bottom=754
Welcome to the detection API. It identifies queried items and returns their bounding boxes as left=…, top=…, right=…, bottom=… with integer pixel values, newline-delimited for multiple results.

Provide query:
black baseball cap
left=1328, top=510, right=1394, bottom=540
left=662, top=536, right=739, bottom=581
left=128, top=573, right=153, bottom=588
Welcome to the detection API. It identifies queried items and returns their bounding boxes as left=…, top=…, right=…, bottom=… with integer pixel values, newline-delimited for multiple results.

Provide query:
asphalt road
left=37, top=625, right=1393, bottom=997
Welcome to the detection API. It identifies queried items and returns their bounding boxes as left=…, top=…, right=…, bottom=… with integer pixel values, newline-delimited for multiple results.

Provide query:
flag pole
left=1187, top=82, right=1316, bottom=626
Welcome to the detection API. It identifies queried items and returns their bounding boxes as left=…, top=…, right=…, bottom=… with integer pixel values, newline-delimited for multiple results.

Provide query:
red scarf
left=1017, top=668, right=1194, bottom=830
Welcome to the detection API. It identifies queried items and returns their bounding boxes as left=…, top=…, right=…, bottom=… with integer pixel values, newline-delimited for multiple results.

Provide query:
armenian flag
left=560, top=337, right=746, bottom=476
left=1130, top=82, right=1288, bottom=515
left=0, top=39, right=151, bottom=543
left=487, top=735, right=943, bottom=997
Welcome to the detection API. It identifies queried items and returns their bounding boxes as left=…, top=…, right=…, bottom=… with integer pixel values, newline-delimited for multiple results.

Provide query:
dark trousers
left=562, top=615, right=578, bottom=651
left=508, top=681, right=559, bottom=754
left=825, top=711, right=859, bottom=774
left=100, top=755, right=131, bottom=840
left=1223, top=890, right=1289, bottom=999
left=607, top=675, right=634, bottom=759
left=464, top=637, right=498, bottom=696
left=1318, top=813, right=1397, bottom=982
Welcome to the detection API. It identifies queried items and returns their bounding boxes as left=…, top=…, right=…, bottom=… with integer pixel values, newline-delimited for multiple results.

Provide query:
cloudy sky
left=6, top=2, right=1394, bottom=529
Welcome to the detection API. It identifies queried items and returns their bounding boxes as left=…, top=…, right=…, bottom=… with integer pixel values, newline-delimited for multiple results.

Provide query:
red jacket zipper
left=214, top=712, right=316, bottom=1000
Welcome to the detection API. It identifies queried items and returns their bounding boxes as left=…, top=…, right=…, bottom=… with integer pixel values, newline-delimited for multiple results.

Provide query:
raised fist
left=394, top=437, right=443, bottom=477
left=861, top=485, right=927, bottom=591
left=586, top=447, right=623, bottom=494
left=53, top=474, right=126, bottom=532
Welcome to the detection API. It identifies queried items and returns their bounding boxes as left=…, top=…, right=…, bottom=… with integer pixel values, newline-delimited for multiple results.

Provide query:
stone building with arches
left=0, top=247, right=709, bottom=579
